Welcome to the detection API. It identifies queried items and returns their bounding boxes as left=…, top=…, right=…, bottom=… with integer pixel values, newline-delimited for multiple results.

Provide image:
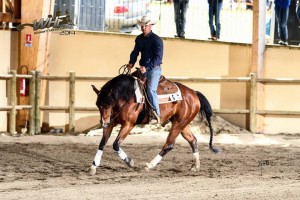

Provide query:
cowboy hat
left=137, top=15, right=156, bottom=26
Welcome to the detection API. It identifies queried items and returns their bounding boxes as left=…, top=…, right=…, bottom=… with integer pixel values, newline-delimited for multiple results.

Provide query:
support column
left=251, top=0, right=266, bottom=133
left=19, top=0, right=53, bottom=132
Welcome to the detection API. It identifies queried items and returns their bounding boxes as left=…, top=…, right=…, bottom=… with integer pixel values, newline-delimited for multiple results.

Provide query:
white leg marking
left=146, top=154, right=162, bottom=169
left=191, top=152, right=200, bottom=172
left=93, top=150, right=103, bottom=167
left=117, top=148, right=128, bottom=160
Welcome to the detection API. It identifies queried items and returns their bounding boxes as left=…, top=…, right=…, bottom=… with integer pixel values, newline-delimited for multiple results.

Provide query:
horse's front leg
left=113, top=122, right=135, bottom=167
left=89, top=124, right=114, bottom=175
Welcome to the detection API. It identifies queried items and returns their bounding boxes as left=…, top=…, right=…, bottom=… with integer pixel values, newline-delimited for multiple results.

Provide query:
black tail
left=196, top=91, right=219, bottom=154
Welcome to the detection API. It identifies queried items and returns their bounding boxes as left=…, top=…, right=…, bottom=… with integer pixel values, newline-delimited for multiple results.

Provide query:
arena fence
left=1, top=70, right=300, bottom=135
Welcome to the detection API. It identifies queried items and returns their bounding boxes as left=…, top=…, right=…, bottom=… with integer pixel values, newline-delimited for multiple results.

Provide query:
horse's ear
left=91, top=85, right=99, bottom=95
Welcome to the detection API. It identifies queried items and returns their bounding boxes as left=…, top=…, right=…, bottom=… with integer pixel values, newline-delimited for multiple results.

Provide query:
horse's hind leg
left=181, top=125, right=200, bottom=172
left=145, top=123, right=182, bottom=170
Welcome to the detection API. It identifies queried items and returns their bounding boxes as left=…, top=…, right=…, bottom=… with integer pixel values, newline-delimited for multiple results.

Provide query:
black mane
left=97, top=74, right=135, bottom=107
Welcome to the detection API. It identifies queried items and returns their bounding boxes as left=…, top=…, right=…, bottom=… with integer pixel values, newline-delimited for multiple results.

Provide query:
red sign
left=25, top=34, right=32, bottom=47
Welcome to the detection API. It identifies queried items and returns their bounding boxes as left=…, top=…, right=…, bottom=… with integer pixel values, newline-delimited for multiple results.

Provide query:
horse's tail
left=196, top=91, right=219, bottom=154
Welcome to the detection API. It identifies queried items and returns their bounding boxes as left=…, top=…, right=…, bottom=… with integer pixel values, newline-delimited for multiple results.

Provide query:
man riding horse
left=127, top=15, right=163, bottom=125
left=89, top=16, right=218, bottom=175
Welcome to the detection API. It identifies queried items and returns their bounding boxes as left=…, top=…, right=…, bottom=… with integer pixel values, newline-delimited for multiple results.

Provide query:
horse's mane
left=97, top=74, right=135, bottom=107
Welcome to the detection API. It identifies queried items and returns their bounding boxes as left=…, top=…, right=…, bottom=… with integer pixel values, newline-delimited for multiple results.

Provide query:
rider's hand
left=139, top=66, right=146, bottom=74
left=127, top=64, right=133, bottom=70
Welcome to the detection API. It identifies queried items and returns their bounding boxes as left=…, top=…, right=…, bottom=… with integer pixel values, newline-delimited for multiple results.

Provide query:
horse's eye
left=103, top=105, right=109, bottom=109
left=99, top=105, right=109, bottom=109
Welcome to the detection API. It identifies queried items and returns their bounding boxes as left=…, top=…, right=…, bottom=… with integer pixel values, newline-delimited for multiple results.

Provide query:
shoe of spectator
left=278, top=40, right=284, bottom=45
left=281, top=41, right=288, bottom=46
left=179, top=32, right=185, bottom=39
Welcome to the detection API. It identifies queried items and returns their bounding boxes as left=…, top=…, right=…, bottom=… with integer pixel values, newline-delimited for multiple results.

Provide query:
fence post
left=250, top=73, right=257, bottom=133
left=35, top=71, right=41, bottom=134
left=29, top=70, right=36, bottom=135
left=9, top=70, right=17, bottom=134
left=69, top=71, right=75, bottom=132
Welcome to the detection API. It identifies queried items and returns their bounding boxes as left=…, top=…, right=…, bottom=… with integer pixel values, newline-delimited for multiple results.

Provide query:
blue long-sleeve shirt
left=129, top=31, right=163, bottom=71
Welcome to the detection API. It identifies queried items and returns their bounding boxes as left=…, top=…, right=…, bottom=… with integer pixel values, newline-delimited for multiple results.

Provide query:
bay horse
left=89, top=72, right=218, bottom=175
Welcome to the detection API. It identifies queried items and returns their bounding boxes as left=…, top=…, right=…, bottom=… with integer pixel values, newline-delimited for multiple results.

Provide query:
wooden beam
left=4, top=0, right=14, bottom=13
left=0, top=0, right=21, bottom=23
left=12, top=0, right=21, bottom=20
left=18, top=0, right=53, bottom=133
left=251, top=0, right=267, bottom=133
left=0, top=12, right=13, bottom=22
left=251, top=0, right=266, bottom=75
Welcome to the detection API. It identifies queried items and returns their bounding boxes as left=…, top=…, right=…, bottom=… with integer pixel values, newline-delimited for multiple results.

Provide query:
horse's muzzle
left=101, top=117, right=111, bottom=128
left=102, top=123, right=110, bottom=128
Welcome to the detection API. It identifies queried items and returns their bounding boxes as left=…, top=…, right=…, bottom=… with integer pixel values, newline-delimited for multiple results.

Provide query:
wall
left=3, top=30, right=299, bottom=134
left=0, top=30, right=19, bottom=132
left=263, top=47, right=300, bottom=133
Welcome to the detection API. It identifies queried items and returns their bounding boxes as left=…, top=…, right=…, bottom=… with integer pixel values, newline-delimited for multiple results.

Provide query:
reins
left=118, top=64, right=131, bottom=75
left=100, top=64, right=138, bottom=127
left=100, top=64, right=156, bottom=127
left=126, top=65, right=156, bottom=111
left=105, top=90, right=136, bottom=127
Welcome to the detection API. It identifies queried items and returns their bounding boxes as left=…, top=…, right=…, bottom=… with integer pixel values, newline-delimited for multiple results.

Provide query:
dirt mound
left=196, top=115, right=251, bottom=135
left=87, top=115, right=250, bottom=137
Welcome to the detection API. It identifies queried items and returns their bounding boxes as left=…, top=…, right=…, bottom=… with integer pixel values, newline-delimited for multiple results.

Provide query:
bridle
left=98, top=88, right=136, bottom=128
left=99, top=64, right=145, bottom=128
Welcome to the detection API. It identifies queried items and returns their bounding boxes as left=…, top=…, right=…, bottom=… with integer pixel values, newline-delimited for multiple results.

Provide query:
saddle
left=134, top=75, right=182, bottom=104
left=157, top=76, right=178, bottom=94
left=132, top=72, right=183, bottom=125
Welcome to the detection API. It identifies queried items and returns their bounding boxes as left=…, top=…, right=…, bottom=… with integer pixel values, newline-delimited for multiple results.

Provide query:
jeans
left=275, top=6, right=289, bottom=42
left=174, top=0, right=189, bottom=36
left=266, top=18, right=271, bottom=36
left=145, top=65, right=161, bottom=116
left=296, top=4, right=300, bottom=24
left=208, top=2, right=223, bottom=38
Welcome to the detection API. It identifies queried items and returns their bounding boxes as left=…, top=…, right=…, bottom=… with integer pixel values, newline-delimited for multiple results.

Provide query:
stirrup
left=150, top=111, right=160, bottom=124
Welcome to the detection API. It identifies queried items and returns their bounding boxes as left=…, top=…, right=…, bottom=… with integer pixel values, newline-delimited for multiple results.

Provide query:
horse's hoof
left=89, top=165, right=97, bottom=176
left=125, top=158, right=134, bottom=168
left=144, top=162, right=154, bottom=171
left=190, top=164, right=200, bottom=172
left=144, top=166, right=150, bottom=172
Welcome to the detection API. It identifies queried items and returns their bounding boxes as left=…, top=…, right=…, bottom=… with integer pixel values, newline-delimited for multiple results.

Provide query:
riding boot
left=149, top=111, right=160, bottom=125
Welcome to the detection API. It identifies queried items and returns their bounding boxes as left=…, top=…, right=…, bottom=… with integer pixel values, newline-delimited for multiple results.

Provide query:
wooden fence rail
left=1, top=71, right=300, bottom=135
left=0, top=70, right=36, bottom=135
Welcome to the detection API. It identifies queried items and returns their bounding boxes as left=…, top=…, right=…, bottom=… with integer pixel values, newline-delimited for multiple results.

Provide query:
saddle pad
left=134, top=78, right=145, bottom=103
left=158, top=84, right=182, bottom=104
left=134, top=79, right=182, bottom=104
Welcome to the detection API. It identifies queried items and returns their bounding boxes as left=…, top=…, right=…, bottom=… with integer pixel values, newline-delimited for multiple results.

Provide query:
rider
left=127, top=15, right=163, bottom=124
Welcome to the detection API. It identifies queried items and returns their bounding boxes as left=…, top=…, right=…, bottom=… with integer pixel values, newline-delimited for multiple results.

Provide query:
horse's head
left=91, top=75, right=136, bottom=128
left=92, top=85, right=113, bottom=128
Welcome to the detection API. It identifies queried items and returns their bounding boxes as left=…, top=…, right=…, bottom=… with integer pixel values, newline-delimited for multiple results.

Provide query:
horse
left=89, top=72, right=218, bottom=175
